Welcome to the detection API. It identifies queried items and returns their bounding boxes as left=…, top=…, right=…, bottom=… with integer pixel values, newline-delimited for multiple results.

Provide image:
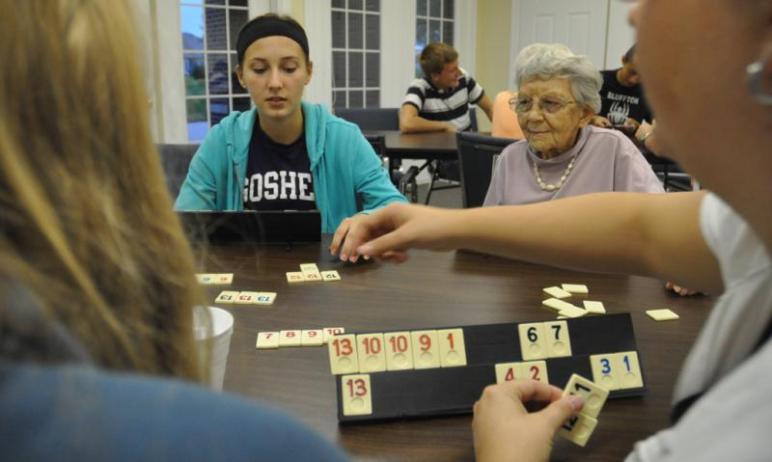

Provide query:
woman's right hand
left=473, top=380, right=583, bottom=462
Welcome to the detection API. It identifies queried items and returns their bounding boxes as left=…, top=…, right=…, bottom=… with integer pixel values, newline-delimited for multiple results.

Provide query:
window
left=180, top=0, right=251, bottom=142
left=331, top=0, right=381, bottom=109
left=415, top=0, right=454, bottom=77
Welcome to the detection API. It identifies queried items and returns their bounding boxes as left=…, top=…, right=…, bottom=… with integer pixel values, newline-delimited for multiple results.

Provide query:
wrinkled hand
left=473, top=380, right=584, bottom=462
left=665, top=281, right=699, bottom=296
left=329, top=203, right=460, bottom=263
left=589, top=116, right=611, bottom=128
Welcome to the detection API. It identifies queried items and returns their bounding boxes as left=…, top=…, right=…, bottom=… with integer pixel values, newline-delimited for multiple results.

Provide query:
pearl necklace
left=532, top=154, right=578, bottom=192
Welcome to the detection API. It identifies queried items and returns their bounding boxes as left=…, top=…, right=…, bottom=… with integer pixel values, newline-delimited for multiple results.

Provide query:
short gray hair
left=515, top=43, right=602, bottom=113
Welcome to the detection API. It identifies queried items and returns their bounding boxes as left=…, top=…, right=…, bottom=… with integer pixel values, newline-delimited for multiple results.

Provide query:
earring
left=747, top=57, right=772, bottom=105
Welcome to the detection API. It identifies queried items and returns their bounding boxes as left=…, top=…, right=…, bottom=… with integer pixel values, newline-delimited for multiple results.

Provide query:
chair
left=334, top=108, right=405, bottom=191
left=456, top=131, right=517, bottom=208
left=157, top=144, right=199, bottom=199
left=334, top=107, right=400, bottom=130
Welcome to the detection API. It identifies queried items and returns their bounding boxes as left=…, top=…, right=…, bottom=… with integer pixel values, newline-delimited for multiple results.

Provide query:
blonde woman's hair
left=0, top=0, right=207, bottom=380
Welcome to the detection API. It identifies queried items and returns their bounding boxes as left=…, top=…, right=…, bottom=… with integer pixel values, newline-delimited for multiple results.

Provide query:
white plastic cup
left=193, top=306, right=234, bottom=390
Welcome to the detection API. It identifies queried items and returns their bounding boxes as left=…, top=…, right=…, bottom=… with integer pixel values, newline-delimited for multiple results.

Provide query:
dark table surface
left=198, top=238, right=713, bottom=461
left=365, top=130, right=458, bottom=161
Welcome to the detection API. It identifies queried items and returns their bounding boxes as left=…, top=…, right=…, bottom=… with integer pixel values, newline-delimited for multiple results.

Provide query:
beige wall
left=474, top=0, right=512, bottom=131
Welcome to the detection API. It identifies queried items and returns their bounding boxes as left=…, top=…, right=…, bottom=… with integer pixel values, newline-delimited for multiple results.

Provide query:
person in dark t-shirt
left=592, top=45, right=653, bottom=135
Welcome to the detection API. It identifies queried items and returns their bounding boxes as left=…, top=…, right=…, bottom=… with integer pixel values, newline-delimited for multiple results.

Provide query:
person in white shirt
left=329, top=0, right=772, bottom=460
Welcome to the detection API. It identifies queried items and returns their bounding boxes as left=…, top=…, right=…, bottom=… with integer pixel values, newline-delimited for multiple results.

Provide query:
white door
left=509, top=0, right=609, bottom=86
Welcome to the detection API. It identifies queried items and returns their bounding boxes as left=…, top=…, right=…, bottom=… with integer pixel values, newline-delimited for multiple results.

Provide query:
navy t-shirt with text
left=243, top=119, right=316, bottom=211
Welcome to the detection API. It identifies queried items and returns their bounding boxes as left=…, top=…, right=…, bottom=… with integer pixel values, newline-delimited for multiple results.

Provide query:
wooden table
left=199, top=238, right=713, bottom=461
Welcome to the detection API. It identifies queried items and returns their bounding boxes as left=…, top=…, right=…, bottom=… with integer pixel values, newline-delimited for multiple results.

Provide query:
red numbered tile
left=301, top=329, right=324, bottom=346
left=254, top=292, right=277, bottom=305
left=303, top=271, right=322, bottom=282
left=255, top=331, right=280, bottom=349
left=278, top=330, right=302, bottom=347
left=340, top=374, right=373, bottom=416
left=321, top=270, right=341, bottom=281
left=235, top=291, right=259, bottom=304
left=322, top=327, right=346, bottom=343
left=214, top=273, right=234, bottom=284
left=494, top=362, right=521, bottom=384
left=214, top=290, right=239, bottom=304
left=543, top=321, right=572, bottom=358
left=411, top=330, right=440, bottom=369
left=356, top=333, right=386, bottom=372
left=519, top=360, right=549, bottom=384
left=612, top=351, right=644, bottom=389
left=562, top=373, right=609, bottom=419
left=590, top=354, right=620, bottom=391
left=286, top=272, right=304, bottom=283
left=384, top=331, right=414, bottom=371
left=518, top=323, right=548, bottom=360
left=438, top=328, right=467, bottom=367
left=328, top=334, right=359, bottom=375
left=558, top=413, right=598, bottom=447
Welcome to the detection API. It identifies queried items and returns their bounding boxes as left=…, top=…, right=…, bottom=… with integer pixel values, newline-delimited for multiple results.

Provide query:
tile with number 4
left=340, top=374, right=372, bottom=416
left=495, top=362, right=521, bottom=384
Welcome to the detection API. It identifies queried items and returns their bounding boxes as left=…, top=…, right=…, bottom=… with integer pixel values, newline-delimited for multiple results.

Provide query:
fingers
left=357, top=228, right=411, bottom=259
left=539, top=395, right=584, bottom=430
left=329, top=218, right=352, bottom=257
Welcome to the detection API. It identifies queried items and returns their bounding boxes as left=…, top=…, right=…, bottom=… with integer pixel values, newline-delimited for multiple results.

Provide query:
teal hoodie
left=175, top=102, right=406, bottom=233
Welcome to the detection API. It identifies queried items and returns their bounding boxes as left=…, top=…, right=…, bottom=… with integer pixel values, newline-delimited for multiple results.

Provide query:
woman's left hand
left=473, top=380, right=583, bottom=462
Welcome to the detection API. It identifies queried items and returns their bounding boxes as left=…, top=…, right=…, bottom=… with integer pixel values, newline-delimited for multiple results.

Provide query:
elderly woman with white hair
left=483, top=43, right=663, bottom=207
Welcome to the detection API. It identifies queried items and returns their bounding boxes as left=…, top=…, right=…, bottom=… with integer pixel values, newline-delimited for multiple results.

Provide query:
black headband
left=236, top=16, right=310, bottom=64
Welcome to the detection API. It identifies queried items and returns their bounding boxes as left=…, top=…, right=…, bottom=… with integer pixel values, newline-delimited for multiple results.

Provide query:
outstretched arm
left=330, top=191, right=722, bottom=294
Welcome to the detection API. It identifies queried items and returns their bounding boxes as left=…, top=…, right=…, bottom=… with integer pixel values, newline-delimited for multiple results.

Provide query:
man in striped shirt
left=400, top=42, right=493, bottom=133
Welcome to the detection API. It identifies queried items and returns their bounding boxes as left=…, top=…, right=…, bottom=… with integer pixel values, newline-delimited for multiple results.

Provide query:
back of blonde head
left=0, top=0, right=206, bottom=379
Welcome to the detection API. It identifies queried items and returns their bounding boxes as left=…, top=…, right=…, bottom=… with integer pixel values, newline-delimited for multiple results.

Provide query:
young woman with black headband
left=176, top=14, right=406, bottom=237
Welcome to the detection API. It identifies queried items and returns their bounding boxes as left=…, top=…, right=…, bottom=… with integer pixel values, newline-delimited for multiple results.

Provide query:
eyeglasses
left=509, top=96, right=577, bottom=115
